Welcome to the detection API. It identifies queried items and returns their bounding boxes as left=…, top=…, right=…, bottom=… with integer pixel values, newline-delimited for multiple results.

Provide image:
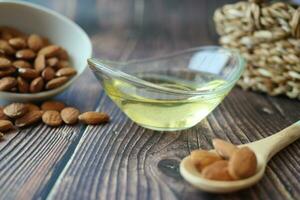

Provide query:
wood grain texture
left=1, top=0, right=300, bottom=200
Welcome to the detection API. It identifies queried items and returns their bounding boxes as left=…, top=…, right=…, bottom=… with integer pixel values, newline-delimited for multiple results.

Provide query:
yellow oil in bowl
left=103, top=71, right=229, bottom=131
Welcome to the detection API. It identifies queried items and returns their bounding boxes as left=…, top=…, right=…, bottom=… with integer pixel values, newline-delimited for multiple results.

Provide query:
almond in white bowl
left=0, top=0, right=92, bottom=103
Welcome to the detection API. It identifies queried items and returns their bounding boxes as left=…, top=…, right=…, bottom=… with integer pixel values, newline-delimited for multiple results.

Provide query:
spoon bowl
left=180, top=120, right=300, bottom=193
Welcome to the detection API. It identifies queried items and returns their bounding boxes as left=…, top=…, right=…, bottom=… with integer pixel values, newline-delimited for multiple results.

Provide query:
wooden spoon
left=180, top=120, right=300, bottom=193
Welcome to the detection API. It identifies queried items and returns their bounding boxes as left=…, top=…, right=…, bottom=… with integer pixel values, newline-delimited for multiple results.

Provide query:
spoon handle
left=248, top=120, right=300, bottom=161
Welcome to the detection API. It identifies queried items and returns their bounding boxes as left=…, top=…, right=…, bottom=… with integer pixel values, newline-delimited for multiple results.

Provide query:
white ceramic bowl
left=0, top=0, right=92, bottom=102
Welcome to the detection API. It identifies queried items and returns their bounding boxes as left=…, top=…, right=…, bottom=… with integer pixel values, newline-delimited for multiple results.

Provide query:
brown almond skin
left=0, top=40, right=15, bottom=55
left=190, top=150, right=222, bottom=172
left=34, top=54, right=46, bottom=72
left=228, top=147, right=257, bottom=179
left=57, top=48, right=69, bottom=60
left=56, top=67, right=77, bottom=77
left=25, top=103, right=40, bottom=112
left=3, top=103, right=28, bottom=118
left=61, top=107, right=80, bottom=125
left=16, top=49, right=36, bottom=60
left=18, top=68, right=39, bottom=79
left=0, top=120, right=14, bottom=132
left=46, top=76, right=69, bottom=90
left=212, top=139, right=238, bottom=159
left=28, top=34, right=44, bottom=51
left=17, top=76, right=29, bottom=93
left=0, top=132, right=4, bottom=140
left=30, top=77, right=44, bottom=93
left=8, top=37, right=27, bottom=49
left=0, top=57, right=11, bottom=68
left=46, top=57, right=59, bottom=67
left=78, top=112, right=109, bottom=125
left=41, top=101, right=65, bottom=112
left=15, top=110, right=43, bottom=127
left=0, top=107, right=9, bottom=120
left=13, top=60, right=32, bottom=68
left=0, top=77, right=17, bottom=91
left=201, top=160, right=234, bottom=181
left=57, top=60, right=70, bottom=69
left=0, top=67, right=16, bottom=78
left=38, top=45, right=60, bottom=58
left=42, top=110, right=63, bottom=126
left=41, top=67, right=55, bottom=81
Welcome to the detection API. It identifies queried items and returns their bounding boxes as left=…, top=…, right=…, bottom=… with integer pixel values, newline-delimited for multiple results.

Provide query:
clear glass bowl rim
left=88, top=46, right=246, bottom=96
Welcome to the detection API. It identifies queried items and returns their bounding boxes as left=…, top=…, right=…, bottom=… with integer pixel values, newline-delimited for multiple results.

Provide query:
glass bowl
left=88, top=46, right=245, bottom=131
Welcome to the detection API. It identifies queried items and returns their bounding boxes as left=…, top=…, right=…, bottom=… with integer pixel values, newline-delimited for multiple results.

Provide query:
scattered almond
left=191, top=150, right=222, bottom=172
left=15, top=110, right=43, bottom=127
left=3, top=103, right=28, bottom=118
left=0, top=40, right=15, bottom=55
left=0, top=67, right=16, bottom=77
left=228, top=147, right=257, bottom=179
left=0, top=120, right=14, bottom=132
left=201, top=160, right=234, bottom=181
left=61, top=107, right=80, bottom=125
left=42, top=110, right=63, bottom=126
left=41, top=101, right=65, bottom=112
left=78, top=112, right=110, bottom=125
left=46, top=57, right=59, bottom=67
left=212, top=138, right=238, bottom=159
left=0, top=132, right=4, bottom=140
left=0, top=107, right=9, bottom=120
left=25, top=103, right=40, bottom=112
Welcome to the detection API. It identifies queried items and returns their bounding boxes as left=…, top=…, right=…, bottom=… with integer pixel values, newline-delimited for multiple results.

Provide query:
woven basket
left=214, top=0, right=300, bottom=99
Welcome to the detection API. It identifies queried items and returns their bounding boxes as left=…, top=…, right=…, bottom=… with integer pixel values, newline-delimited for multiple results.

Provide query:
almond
left=16, top=49, right=36, bottom=60
left=0, top=77, right=17, bottom=91
left=78, top=112, right=110, bottom=125
left=18, top=68, right=39, bottom=79
left=41, top=101, right=65, bottom=112
left=0, top=120, right=14, bottom=132
left=56, top=67, right=77, bottom=77
left=28, top=34, right=44, bottom=51
left=38, top=45, right=60, bottom=58
left=45, top=76, right=69, bottom=90
left=25, top=103, right=40, bottom=112
left=0, top=57, right=11, bottom=68
left=190, top=150, right=222, bottom=172
left=61, top=107, right=80, bottom=125
left=17, top=76, right=29, bottom=93
left=0, top=40, right=15, bottom=55
left=0, top=132, right=4, bottom=140
left=8, top=37, right=26, bottom=49
left=201, top=160, right=234, bottom=181
left=57, top=48, right=69, bottom=60
left=0, top=67, right=16, bottom=77
left=30, top=76, right=44, bottom=93
left=228, top=147, right=257, bottom=179
left=56, top=60, right=70, bottom=69
left=3, top=103, right=28, bottom=118
left=41, top=67, right=55, bottom=81
left=212, top=138, right=238, bottom=159
left=46, top=57, right=59, bottom=67
left=15, top=110, right=43, bottom=127
left=13, top=60, right=32, bottom=68
left=34, top=54, right=45, bottom=72
left=42, top=110, right=62, bottom=126
left=0, top=107, right=9, bottom=120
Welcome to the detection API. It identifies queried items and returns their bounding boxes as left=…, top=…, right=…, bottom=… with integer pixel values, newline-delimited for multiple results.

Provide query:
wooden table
left=1, top=0, right=300, bottom=199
